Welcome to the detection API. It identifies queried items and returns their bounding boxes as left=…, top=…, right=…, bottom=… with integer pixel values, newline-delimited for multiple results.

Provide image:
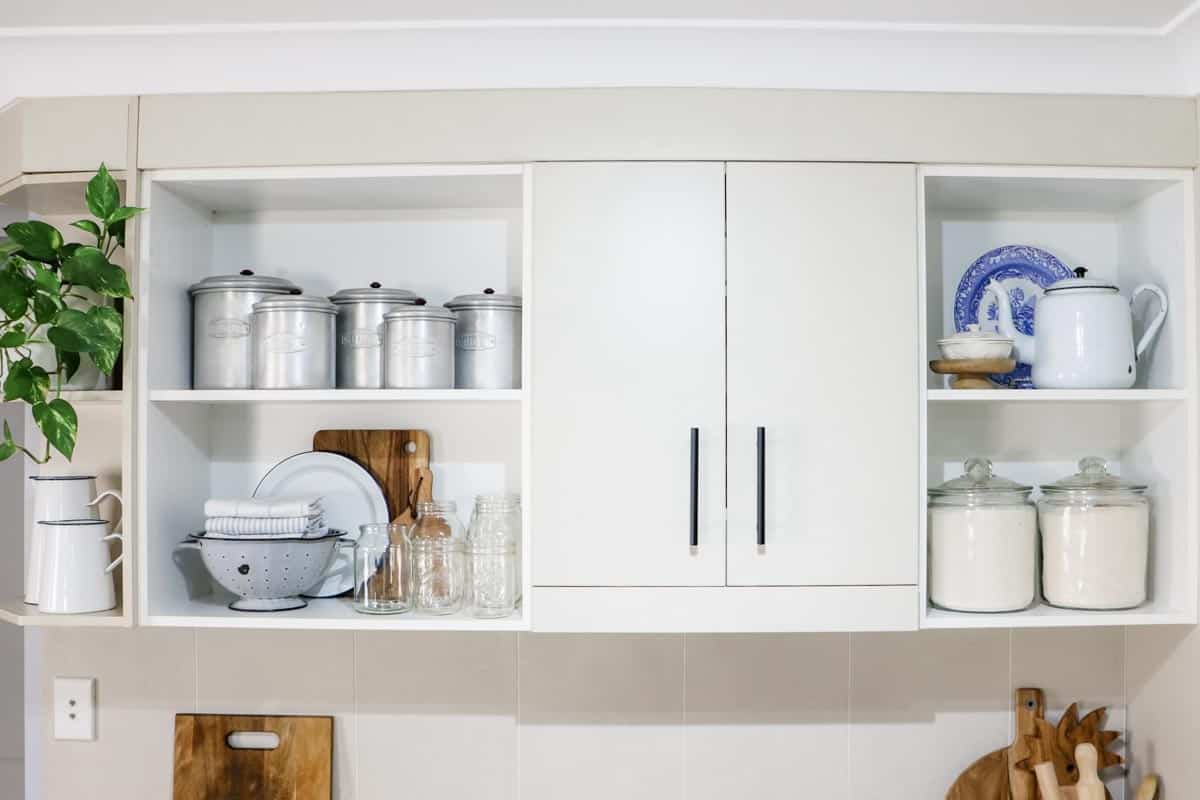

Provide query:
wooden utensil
left=1134, top=775, right=1159, bottom=800
left=173, top=714, right=332, bottom=800
left=312, top=429, right=430, bottom=519
left=929, top=358, right=1017, bottom=390
left=1073, top=744, right=1106, bottom=800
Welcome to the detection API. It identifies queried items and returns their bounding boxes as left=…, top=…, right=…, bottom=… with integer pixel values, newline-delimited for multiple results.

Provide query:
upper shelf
left=150, top=389, right=521, bottom=403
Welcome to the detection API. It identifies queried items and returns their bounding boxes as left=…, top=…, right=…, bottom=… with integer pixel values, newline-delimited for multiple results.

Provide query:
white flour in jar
left=1040, top=504, right=1149, bottom=609
left=929, top=505, right=1037, bottom=612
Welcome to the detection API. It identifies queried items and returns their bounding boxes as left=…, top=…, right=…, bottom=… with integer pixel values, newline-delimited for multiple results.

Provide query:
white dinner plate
left=254, top=451, right=388, bottom=597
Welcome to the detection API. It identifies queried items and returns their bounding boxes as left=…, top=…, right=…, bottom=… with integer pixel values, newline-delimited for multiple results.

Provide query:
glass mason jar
left=353, top=523, right=410, bottom=614
left=927, top=458, right=1037, bottom=613
left=1038, top=456, right=1150, bottom=610
left=409, top=500, right=467, bottom=615
left=467, top=494, right=522, bottom=618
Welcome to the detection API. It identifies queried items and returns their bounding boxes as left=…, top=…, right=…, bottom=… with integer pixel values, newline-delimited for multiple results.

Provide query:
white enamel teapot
left=985, top=268, right=1167, bottom=389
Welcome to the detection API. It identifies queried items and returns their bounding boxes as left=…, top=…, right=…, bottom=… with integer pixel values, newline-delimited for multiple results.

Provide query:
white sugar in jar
left=928, top=458, right=1037, bottom=613
left=1039, top=457, right=1149, bottom=610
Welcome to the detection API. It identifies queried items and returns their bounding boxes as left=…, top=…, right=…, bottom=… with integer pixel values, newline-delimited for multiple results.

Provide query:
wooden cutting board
left=312, top=429, right=430, bottom=519
left=173, top=714, right=332, bottom=800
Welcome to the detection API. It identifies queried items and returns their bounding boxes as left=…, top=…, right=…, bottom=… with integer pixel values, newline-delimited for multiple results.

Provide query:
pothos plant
left=0, top=164, right=141, bottom=463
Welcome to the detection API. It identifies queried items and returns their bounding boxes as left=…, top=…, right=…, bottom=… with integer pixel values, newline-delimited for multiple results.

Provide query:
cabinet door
left=726, top=163, right=919, bottom=586
left=532, top=163, right=726, bottom=586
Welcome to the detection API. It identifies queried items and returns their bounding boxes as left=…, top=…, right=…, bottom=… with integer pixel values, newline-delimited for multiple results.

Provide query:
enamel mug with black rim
left=444, top=289, right=523, bottom=389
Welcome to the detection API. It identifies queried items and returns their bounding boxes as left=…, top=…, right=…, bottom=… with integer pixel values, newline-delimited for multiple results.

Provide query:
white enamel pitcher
left=26, top=476, right=122, bottom=604
left=985, top=268, right=1167, bottom=389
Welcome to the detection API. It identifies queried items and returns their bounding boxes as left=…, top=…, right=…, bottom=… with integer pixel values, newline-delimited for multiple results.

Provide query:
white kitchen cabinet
left=0, top=97, right=133, bottom=186
left=531, top=163, right=726, bottom=586
left=725, top=163, right=920, bottom=586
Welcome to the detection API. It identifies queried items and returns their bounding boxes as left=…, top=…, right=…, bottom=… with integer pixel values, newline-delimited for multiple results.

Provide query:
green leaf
left=85, top=306, right=122, bottom=374
left=70, top=220, right=102, bottom=238
left=108, top=219, right=126, bottom=250
left=33, top=398, right=77, bottom=460
left=0, top=329, right=26, bottom=348
left=86, top=164, right=120, bottom=221
left=47, top=309, right=97, bottom=352
left=32, top=264, right=61, bottom=294
left=58, top=349, right=80, bottom=383
left=32, top=293, right=62, bottom=325
left=105, top=206, right=143, bottom=228
left=3, top=221, right=62, bottom=262
left=60, top=246, right=131, bottom=298
left=0, top=266, right=32, bottom=320
left=0, top=239, right=21, bottom=259
left=3, top=358, right=49, bottom=404
left=0, top=421, right=15, bottom=462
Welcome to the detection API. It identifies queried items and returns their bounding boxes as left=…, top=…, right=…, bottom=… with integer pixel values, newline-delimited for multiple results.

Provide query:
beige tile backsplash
left=26, top=627, right=1130, bottom=799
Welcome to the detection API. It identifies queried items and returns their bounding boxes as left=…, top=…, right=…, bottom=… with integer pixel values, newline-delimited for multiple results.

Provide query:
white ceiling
left=3, top=0, right=1196, bottom=31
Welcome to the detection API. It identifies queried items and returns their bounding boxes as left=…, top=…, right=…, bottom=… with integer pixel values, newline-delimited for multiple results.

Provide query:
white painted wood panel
left=530, top=586, right=918, bottom=631
left=17, top=97, right=130, bottom=173
left=726, top=163, right=920, bottom=586
left=531, top=163, right=725, bottom=586
left=138, top=90, right=1199, bottom=170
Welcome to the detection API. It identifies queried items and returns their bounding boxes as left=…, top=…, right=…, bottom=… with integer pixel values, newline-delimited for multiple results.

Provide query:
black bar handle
left=689, top=427, right=700, bottom=548
left=756, top=426, right=766, bottom=546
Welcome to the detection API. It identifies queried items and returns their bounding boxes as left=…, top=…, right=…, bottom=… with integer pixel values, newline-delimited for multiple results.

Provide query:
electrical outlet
left=53, top=677, right=96, bottom=741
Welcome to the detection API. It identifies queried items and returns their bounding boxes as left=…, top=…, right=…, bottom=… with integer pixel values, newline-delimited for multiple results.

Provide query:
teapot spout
left=982, top=280, right=1036, bottom=364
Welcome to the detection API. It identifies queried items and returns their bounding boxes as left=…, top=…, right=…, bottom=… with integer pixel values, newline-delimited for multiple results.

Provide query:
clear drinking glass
left=467, top=494, right=522, bottom=618
left=409, top=500, right=466, bottom=615
left=352, top=523, right=410, bottom=614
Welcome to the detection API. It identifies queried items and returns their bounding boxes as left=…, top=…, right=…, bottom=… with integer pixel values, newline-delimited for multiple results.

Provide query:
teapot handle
left=1131, top=284, right=1169, bottom=359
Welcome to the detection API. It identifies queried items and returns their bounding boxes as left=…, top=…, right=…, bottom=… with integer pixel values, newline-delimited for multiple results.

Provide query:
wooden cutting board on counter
left=173, top=714, right=332, bottom=800
left=313, top=429, right=430, bottom=519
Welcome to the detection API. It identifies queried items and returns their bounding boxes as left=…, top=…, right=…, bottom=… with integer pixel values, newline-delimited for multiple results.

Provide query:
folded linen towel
left=204, top=496, right=322, bottom=519
left=202, top=528, right=328, bottom=540
left=204, top=514, right=325, bottom=536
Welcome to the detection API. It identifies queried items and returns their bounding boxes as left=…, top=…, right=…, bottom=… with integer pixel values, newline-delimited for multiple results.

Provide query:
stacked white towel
left=203, top=496, right=326, bottom=539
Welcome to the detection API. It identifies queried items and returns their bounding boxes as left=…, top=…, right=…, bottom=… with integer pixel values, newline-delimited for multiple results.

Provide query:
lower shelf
left=921, top=600, right=1195, bottom=629
left=143, top=594, right=528, bottom=631
left=0, top=598, right=128, bottom=628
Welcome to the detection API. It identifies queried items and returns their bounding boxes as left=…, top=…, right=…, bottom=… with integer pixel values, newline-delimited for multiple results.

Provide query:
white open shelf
left=0, top=172, right=133, bottom=628
left=151, top=389, right=520, bottom=403
left=919, top=166, right=1198, bottom=630
left=137, top=163, right=532, bottom=630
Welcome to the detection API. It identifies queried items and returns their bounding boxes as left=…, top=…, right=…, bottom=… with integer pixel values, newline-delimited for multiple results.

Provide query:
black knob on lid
left=240, top=269, right=254, bottom=276
left=1074, top=267, right=1088, bottom=278
left=370, top=281, right=382, bottom=289
left=483, top=288, right=495, bottom=295
left=415, top=298, right=427, bottom=306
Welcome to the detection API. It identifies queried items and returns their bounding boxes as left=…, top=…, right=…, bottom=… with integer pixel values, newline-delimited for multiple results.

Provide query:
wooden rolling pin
left=1135, top=775, right=1159, bottom=800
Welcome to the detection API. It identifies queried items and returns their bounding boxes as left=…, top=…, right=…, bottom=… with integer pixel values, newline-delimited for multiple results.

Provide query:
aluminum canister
left=444, top=288, right=522, bottom=389
left=330, top=283, right=418, bottom=388
left=384, top=304, right=456, bottom=389
left=251, top=295, right=337, bottom=389
left=189, top=270, right=300, bottom=388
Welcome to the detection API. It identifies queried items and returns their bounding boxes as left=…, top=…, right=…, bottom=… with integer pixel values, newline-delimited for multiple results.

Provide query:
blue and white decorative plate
left=953, top=244, right=1072, bottom=387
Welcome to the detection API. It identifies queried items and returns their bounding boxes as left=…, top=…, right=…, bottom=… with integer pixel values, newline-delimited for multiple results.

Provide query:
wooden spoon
left=1135, top=775, right=1159, bottom=800
left=1073, top=744, right=1106, bottom=800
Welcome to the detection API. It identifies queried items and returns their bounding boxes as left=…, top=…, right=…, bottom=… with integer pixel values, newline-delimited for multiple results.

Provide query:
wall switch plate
left=53, top=677, right=96, bottom=741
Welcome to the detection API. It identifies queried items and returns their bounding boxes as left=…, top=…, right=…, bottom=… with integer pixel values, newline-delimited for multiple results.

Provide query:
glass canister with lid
left=928, top=458, right=1037, bottom=612
left=1038, top=456, right=1150, bottom=610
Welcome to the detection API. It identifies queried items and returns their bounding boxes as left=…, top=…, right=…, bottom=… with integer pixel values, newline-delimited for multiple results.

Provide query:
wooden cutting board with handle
left=173, top=714, right=332, bottom=800
left=312, top=429, right=430, bottom=520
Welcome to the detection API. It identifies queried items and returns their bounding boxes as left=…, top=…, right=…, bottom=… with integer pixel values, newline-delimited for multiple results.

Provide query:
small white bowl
left=937, top=337, right=1013, bottom=360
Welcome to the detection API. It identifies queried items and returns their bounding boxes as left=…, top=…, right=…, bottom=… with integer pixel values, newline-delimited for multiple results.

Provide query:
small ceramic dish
left=938, top=325, right=1014, bottom=360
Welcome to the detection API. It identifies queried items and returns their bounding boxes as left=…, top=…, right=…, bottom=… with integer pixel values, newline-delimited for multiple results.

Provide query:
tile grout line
left=515, top=633, right=522, bottom=800
left=681, top=633, right=688, bottom=800
left=1122, top=625, right=1128, bottom=797
left=353, top=631, right=359, bottom=800
left=846, top=632, right=852, bottom=800
left=1007, top=628, right=1014, bottom=740
left=192, top=628, right=198, bottom=713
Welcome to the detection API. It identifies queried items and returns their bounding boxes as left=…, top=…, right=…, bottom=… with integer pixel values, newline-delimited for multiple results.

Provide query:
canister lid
left=251, top=294, right=337, bottom=315
left=929, top=457, right=1032, bottom=497
left=1043, top=267, right=1118, bottom=294
left=444, top=288, right=522, bottom=311
left=1040, top=456, right=1147, bottom=495
left=384, top=303, right=457, bottom=322
left=330, top=283, right=419, bottom=306
left=188, top=269, right=301, bottom=296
